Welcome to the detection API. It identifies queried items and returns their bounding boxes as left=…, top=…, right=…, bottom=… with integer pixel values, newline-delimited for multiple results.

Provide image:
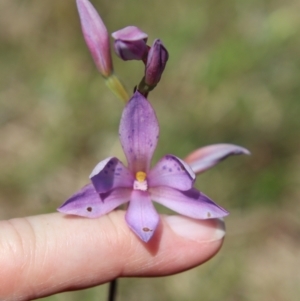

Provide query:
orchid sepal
left=185, top=143, right=251, bottom=174
left=150, top=187, right=229, bottom=219
left=112, top=26, right=148, bottom=61
left=58, top=184, right=130, bottom=218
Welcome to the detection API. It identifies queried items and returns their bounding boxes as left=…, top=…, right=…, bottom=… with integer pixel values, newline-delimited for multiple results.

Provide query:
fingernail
left=165, top=216, right=226, bottom=242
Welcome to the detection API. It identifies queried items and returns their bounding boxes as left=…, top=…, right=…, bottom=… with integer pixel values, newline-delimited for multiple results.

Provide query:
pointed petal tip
left=151, top=187, right=229, bottom=220
left=208, top=208, right=229, bottom=219
left=57, top=184, right=103, bottom=218
left=242, top=147, right=251, bottom=155
left=125, top=214, right=157, bottom=242
left=130, top=227, right=156, bottom=242
left=58, top=185, right=130, bottom=219
left=229, top=145, right=251, bottom=156
left=125, top=191, right=160, bottom=243
left=56, top=206, right=64, bottom=213
left=185, top=143, right=251, bottom=174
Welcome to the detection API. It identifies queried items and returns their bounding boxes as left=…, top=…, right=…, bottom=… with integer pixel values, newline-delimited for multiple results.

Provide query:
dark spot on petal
left=162, top=165, right=166, bottom=170
left=115, top=173, right=120, bottom=176
left=104, top=171, right=108, bottom=174
left=177, top=167, right=181, bottom=171
left=87, top=207, right=92, bottom=212
left=207, top=212, right=211, bottom=218
left=142, top=227, right=152, bottom=232
left=169, top=168, right=172, bottom=172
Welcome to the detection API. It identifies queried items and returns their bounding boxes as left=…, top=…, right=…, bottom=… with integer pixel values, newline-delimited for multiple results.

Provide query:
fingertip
left=118, top=214, right=225, bottom=276
left=0, top=212, right=225, bottom=299
left=164, top=215, right=225, bottom=243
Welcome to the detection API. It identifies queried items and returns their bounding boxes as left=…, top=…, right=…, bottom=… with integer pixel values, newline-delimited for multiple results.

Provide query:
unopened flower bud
left=145, top=39, right=169, bottom=86
left=112, top=26, right=148, bottom=61
left=76, top=0, right=113, bottom=77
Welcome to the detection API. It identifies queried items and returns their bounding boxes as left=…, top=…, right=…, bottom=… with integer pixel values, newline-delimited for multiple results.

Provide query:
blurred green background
left=1, top=0, right=300, bottom=300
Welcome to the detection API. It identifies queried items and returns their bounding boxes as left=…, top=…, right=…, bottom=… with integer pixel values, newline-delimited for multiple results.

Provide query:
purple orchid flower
left=58, top=92, right=230, bottom=242
left=112, top=26, right=148, bottom=61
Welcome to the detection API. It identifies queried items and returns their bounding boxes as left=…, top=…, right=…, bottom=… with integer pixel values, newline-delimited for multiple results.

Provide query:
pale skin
left=0, top=211, right=225, bottom=300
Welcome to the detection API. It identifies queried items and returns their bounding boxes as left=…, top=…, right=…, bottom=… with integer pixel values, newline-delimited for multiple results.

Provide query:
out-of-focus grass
left=1, top=0, right=300, bottom=300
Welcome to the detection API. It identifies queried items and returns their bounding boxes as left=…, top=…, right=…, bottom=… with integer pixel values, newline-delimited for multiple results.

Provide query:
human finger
left=0, top=211, right=225, bottom=300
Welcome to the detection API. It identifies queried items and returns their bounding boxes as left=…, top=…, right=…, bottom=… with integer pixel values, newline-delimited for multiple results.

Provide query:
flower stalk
left=105, top=75, right=129, bottom=103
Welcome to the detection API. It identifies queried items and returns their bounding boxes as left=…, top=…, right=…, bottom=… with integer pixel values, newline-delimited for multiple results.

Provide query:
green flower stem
left=108, top=279, right=118, bottom=301
left=137, top=76, right=157, bottom=98
left=105, top=74, right=129, bottom=103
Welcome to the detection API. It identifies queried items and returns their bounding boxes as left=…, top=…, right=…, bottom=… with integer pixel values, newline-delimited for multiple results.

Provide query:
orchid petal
left=114, top=40, right=148, bottom=61
left=58, top=184, right=101, bottom=217
left=151, top=187, right=228, bottom=219
left=58, top=184, right=130, bottom=218
left=112, top=26, right=148, bottom=42
left=184, top=143, right=251, bottom=174
left=90, top=157, right=134, bottom=194
left=119, top=92, right=159, bottom=173
left=148, top=155, right=195, bottom=191
left=112, top=26, right=148, bottom=61
left=125, top=190, right=159, bottom=242
left=76, top=0, right=113, bottom=77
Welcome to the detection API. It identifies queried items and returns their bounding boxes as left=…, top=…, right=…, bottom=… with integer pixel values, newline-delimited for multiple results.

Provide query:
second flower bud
left=112, top=26, right=148, bottom=61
